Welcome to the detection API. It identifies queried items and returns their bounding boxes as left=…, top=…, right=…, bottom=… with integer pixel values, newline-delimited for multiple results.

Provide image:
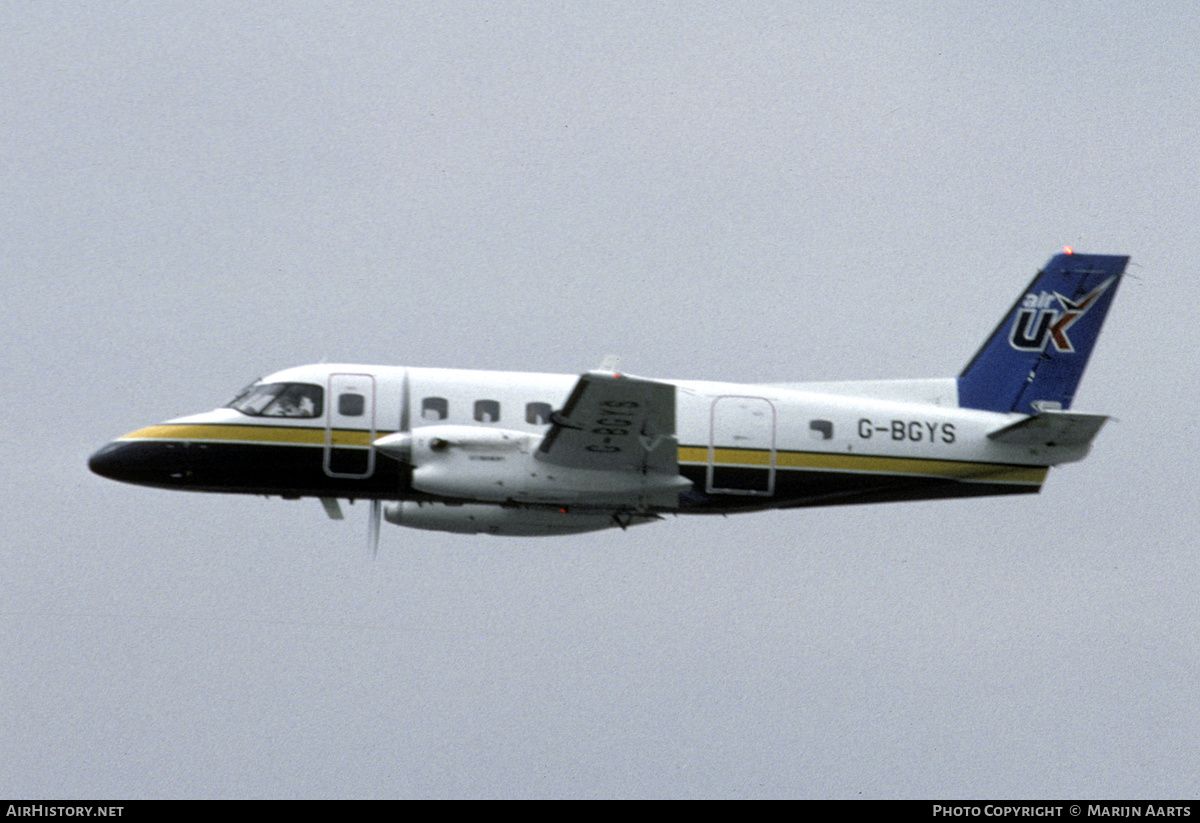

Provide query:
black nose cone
left=89, top=440, right=189, bottom=487
left=88, top=442, right=130, bottom=481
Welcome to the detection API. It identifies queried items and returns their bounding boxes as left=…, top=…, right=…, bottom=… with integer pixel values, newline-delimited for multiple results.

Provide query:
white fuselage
left=93, top=363, right=1069, bottom=519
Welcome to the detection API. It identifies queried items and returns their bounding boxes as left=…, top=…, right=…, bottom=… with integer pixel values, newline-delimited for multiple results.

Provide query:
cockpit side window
left=228, top=382, right=324, bottom=418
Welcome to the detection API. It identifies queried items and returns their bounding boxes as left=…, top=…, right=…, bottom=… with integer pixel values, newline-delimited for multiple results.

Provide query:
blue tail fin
left=957, top=251, right=1128, bottom=414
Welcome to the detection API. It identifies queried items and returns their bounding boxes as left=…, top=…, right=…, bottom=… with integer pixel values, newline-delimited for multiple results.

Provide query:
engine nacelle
left=375, top=425, right=539, bottom=500
left=374, top=425, right=690, bottom=507
left=383, top=501, right=657, bottom=536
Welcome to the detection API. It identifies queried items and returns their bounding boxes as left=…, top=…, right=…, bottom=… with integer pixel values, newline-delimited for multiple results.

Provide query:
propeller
left=368, top=498, right=381, bottom=559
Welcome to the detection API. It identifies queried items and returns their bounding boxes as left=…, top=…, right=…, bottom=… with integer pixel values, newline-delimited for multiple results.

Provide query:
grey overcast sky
left=3, top=1, right=1199, bottom=798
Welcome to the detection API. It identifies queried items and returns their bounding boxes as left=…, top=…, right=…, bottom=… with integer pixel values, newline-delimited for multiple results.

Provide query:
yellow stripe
left=119, top=424, right=380, bottom=448
left=119, top=427, right=1045, bottom=485
left=678, top=445, right=1047, bottom=485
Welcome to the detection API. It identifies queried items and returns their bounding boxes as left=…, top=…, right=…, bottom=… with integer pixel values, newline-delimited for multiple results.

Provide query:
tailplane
left=957, top=251, right=1128, bottom=414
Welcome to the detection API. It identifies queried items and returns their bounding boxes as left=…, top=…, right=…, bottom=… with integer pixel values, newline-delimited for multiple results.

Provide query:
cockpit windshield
left=226, top=382, right=324, bottom=418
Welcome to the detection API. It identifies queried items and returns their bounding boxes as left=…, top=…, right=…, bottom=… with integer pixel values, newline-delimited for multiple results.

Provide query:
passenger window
left=809, top=420, right=834, bottom=440
left=526, top=402, right=552, bottom=425
left=474, top=399, right=500, bottom=423
left=422, top=397, right=448, bottom=421
left=338, top=393, right=365, bottom=416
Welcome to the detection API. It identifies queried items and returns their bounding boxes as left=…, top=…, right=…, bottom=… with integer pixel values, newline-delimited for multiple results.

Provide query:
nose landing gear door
left=324, top=373, right=376, bottom=479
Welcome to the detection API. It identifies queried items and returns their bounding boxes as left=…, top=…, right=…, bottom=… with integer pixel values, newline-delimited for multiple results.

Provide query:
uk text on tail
left=957, top=251, right=1128, bottom=414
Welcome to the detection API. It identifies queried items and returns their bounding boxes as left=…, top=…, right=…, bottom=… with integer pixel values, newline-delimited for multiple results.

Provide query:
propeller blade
left=368, top=499, right=381, bottom=559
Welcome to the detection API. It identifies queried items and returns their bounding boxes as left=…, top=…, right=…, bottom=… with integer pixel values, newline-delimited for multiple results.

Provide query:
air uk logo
left=1009, top=276, right=1115, bottom=353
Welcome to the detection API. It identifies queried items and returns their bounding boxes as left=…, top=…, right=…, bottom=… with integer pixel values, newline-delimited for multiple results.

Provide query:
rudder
left=957, top=251, right=1128, bottom=414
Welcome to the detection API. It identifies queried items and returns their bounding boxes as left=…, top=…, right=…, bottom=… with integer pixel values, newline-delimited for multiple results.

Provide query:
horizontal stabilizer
left=988, top=411, right=1108, bottom=449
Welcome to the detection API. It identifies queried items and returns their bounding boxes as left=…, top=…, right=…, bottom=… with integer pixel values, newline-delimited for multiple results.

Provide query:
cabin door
left=707, top=396, right=776, bottom=496
left=324, top=372, right=376, bottom=479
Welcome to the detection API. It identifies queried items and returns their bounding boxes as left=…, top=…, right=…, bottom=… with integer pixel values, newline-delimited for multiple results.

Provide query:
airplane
left=89, top=250, right=1127, bottom=546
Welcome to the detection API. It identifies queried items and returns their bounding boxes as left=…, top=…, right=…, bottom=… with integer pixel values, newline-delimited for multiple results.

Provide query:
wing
left=536, top=371, right=679, bottom=475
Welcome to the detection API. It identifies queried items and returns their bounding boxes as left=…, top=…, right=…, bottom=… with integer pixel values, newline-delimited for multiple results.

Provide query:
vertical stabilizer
left=957, top=252, right=1127, bottom=414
